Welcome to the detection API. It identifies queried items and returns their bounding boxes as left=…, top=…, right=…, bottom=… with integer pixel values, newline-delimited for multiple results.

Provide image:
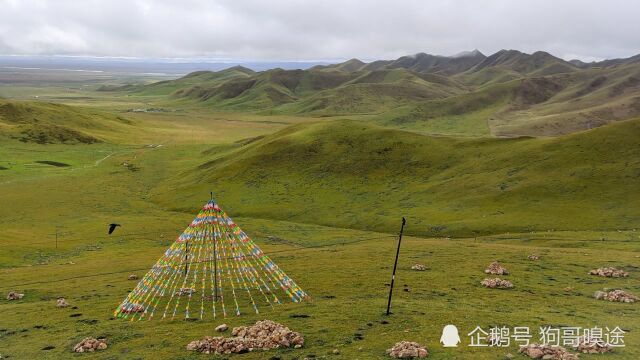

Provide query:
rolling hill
left=97, top=65, right=255, bottom=95
left=0, top=99, right=136, bottom=144
left=154, top=118, right=640, bottom=237
left=120, top=49, right=640, bottom=138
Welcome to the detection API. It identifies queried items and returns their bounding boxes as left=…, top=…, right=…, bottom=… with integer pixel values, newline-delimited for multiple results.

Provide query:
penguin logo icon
left=440, top=325, right=461, bottom=347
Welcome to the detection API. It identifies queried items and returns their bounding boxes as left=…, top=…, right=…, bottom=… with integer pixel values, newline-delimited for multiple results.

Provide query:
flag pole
left=386, top=217, right=406, bottom=315
left=211, top=192, right=218, bottom=302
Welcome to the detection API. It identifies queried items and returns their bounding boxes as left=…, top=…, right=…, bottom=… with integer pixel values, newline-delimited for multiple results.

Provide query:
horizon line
left=2, top=48, right=635, bottom=64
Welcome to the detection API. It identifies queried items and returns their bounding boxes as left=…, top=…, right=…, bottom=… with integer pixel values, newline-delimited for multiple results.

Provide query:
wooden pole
left=386, top=217, right=406, bottom=315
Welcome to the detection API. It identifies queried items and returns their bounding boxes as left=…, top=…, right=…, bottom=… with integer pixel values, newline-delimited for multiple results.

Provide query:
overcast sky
left=0, top=0, right=638, bottom=62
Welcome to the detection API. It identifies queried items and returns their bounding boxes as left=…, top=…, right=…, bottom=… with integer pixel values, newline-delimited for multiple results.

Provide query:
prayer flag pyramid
left=115, top=199, right=308, bottom=320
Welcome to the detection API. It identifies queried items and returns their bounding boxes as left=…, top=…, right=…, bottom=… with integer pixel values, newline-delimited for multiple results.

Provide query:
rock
left=411, top=264, right=427, bottom=271
left=216, top=324, right=228, bottom=332
left=594, top=289, right=638, bottom=303
left=6, top=291, right=24, bottom=300
left=332, top=348, right=340, bottom=354
left=56, top=297, right=69, bottom=308
left=187, top=320, right=303, bottom=354
left=593, top=291, right=607, bottom=300
left=519, top=344, right=578, bottom=359
left=386, top=341, right=428, bottom=358
left=481, top=278, right=514, bottom=289
left=176, top=288, right=196, bottom=296
left=528, top=254, right=540, bottom=261
left=186, top=341, right=199, bottom=351
left=73, top=337, right=107, bottom=353
left=127, top=274, right=139, bottom=280
left=485, top=261, right=509, bottom=275
left=574, top=336, right=613, bottom=353
left=589, top=267, right=629, bottom=278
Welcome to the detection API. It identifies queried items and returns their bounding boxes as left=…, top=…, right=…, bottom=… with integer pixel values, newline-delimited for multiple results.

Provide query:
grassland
left=0, top=67, right=639, bottom=359
left=154, top=118, right=640, bottom=237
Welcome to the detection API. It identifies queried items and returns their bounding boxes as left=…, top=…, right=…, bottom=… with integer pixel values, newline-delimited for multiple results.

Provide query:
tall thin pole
left=211, top=192, right=218, bottom=302
left=386, top=217, right=406, bottom=315
left=213, top=225, right=218, bottom=301
left=184, top=240, right=189, bottom=275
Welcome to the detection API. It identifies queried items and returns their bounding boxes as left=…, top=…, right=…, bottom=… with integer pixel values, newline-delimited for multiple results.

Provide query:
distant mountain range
left=0, top=55, right=330, bottom=75
left=110, top=49, right=640, bottom=137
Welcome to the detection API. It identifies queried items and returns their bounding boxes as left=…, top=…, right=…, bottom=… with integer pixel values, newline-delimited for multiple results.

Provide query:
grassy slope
left=0, top=99, right=137, bottom=144
left=105, top=67, right=254, bottom=96
left=115, top=58, right=640, bottom=138
left=492, top=63, right=640, bottom=136
left=155, top=119, right=640, bottom=237
left=1, top=129, right=638, bottom=359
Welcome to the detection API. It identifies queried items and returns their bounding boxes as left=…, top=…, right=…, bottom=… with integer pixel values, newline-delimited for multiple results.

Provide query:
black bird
left=108, top=223, right=121, bottom=235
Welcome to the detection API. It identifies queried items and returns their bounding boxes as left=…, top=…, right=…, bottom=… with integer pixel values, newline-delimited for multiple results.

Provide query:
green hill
left=384, top=62, right=640, bottom=136
left=470, top=50, right=577, bottom=76
left=99, top=66, right=254, bottom=96
left=154, top=118, right=640, bottom=236
left=0, top=99, right=135, bottom=144
left=118, top=50, right=640, bottom=137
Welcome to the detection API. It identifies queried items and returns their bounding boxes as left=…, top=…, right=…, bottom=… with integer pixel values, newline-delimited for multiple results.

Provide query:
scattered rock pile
left=176, top=288, right=196, bottom=296
left=127, top=274, right=139, bottom=280
left=574, top=336, right=613, bottom=354
left=232, top=320, right=303, bottom=347
left=411, top=264, right=427, bottom=271
left=386, top=341, right=428, bottom=358
left=594, top=289, right=638, bottom=303
left=518, top=344, right=578, bottom=359
left=186, top=320, right=303, bottom=354
left=589, top=267, right=628, bottom=278
left=485, top=261, right=509, bottom=275
left=6, top=291, right=24, bottom=300
left=186, top=336, right=247, bottom=354
left=528, top=254, right=540, bottom=261
left=73, top=337, right=108, bottom=353
left=481, top=278, right=513, bottom=289
left=56, top=297, right=69, bottom=308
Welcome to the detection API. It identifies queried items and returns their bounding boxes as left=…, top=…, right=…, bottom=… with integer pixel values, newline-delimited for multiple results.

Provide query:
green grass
left=0, top=99, right=142, bottom=144
left=0, top=76, right=639, bottom=359
left=154, top=118, right=640, bottom=237
left=1, top=140, right=638, bottom=358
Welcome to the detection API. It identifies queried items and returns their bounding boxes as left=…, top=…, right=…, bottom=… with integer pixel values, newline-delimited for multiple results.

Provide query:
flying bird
left=108, top=223, right=121, bottom=235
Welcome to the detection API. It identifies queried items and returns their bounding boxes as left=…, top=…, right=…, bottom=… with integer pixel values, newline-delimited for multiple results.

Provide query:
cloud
left=0, top=0, right=638, bottom=61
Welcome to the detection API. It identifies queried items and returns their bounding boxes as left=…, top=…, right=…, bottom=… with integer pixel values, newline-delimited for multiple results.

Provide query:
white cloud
left=0, top=0, right=637, bottom=61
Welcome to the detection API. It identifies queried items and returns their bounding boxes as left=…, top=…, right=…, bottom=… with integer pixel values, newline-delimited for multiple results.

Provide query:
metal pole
left=386, top=217, right=406, bottom=315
